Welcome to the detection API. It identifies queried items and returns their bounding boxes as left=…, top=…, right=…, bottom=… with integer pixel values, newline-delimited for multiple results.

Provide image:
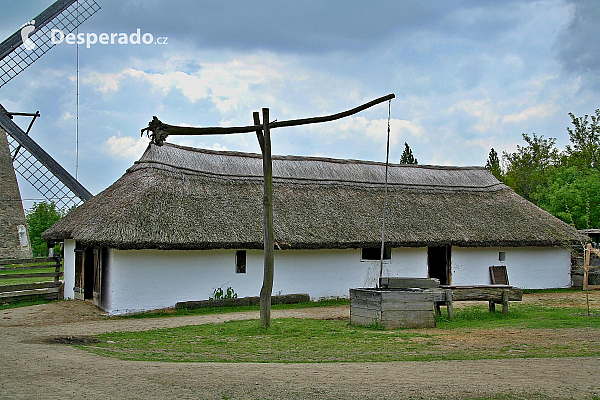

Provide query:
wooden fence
left=0, top=257, right=63, bottom=303
left=583, top=243, right=600, bottom=291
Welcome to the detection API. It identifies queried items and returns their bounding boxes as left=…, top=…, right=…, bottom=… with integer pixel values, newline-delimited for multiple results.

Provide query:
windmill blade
left=0, top=0, right=100, bottom=88
left=0, top=103, right=92, bottom=210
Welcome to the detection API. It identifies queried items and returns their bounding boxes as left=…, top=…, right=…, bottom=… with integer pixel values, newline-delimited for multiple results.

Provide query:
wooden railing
left=584, top=243, right=600, bottom=291
left=0, top=257, right=63, bottom=303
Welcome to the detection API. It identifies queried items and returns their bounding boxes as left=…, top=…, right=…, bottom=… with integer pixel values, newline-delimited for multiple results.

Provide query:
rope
left=75, top=0, right=79, bottom=180
left=378, top=99, right=392, bottom=286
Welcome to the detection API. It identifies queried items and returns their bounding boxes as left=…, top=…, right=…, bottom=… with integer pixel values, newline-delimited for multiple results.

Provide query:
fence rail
left=0, top=256, right=63, bottom=303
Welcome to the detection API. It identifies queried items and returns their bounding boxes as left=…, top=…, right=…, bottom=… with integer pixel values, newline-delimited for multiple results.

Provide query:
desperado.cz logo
left=51, top=29, right=168, bottom=48
left=20, top=21, right=168, bottom=50
left=20, top=19, right=36, bottom=50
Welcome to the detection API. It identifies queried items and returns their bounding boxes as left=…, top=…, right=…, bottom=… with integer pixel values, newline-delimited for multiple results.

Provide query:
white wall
left=104, top=247, right=428, bottom=315
left=62, top=239, right=76, bottom=299
left=451, top=246, right=571, bottom=289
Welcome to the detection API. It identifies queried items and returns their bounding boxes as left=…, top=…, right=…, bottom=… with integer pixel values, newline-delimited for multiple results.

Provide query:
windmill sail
left=0, top=104, right=92, bottom=209
left=0, top=0, right=100, bottom=88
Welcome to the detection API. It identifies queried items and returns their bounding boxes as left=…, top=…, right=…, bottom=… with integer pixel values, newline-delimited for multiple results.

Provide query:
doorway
left=428, top=246, right=451, bottom=285
left=74, top=246, right=103, bottom=304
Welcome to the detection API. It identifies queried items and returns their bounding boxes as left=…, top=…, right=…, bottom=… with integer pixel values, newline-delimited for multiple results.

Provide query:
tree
left=26, top=202, right=62, bottom=257
left=399, top=142, right=418, bottom=164
left=565, top=108, right=600, bottom=170
left=485, top=148, right=502, bottom=180
left=502, top=133, right=559, bottom=202
left=533, top=166, right=600, bottom=229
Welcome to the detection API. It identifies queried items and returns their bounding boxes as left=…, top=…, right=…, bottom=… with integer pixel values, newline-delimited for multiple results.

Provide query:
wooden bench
left=379, top=277, right=523, bottom=318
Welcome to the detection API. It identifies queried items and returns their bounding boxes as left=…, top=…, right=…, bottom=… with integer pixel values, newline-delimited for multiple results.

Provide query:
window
left=498, top=251, right=506, bottom=262
left=361, top=246, right=391, bottom=261
left=236, top=250, right=246, bottom=273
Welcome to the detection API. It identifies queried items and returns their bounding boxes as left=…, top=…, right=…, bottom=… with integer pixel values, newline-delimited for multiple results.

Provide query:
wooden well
left=350, top=288, right=435, bottom=329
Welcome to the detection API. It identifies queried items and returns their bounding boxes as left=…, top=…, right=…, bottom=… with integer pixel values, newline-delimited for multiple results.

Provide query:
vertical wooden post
left=259, top=108, right=275, bottom=329
left=445, top=289, right=454, bottom=319
left=502, top=289, right=509, bottom=316
left=489, top=301, right=495, bottom=313
left=583, top=243, right=591, bottom=291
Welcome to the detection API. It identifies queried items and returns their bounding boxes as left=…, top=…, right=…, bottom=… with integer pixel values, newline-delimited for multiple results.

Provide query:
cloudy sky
left=1, top=0, right=599, bottom=207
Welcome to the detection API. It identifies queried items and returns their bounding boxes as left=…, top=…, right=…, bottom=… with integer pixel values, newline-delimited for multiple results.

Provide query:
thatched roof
left=43, top=143, right=585, bottom=250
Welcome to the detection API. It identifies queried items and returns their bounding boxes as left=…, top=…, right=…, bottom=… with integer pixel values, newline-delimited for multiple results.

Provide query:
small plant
left=225, top=287, right=238, bottom=299
left=209, top=287, right=238, bottom=300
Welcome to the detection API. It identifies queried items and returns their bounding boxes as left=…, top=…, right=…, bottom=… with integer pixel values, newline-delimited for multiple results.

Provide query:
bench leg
left=489, top=301, right=496, bottom=313
left=502, top=289, right=509, bottom=316
left=434, top=303, right=441, bottom=316
left=445, top=289, right=454, bottom=319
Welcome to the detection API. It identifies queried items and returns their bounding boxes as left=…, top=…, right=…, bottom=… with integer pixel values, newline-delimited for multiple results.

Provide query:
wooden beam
left=259, top=107, right=275, bottom=329
left=142, top=94, right=396, bottom=145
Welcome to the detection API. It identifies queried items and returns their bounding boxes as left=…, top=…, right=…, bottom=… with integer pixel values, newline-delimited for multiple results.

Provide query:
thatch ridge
left=43, top=143, right=586, bottom=250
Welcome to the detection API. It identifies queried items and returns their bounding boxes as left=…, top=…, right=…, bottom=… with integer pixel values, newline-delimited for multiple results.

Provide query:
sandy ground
left=1, top=292, right=600, bottom=399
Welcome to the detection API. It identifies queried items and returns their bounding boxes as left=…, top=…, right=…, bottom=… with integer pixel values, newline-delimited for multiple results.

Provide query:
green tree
left=533, top=166, right=600, bottom=229
left=26, top=202, right=62, bottom=257
left=565, top=108, right=599, bottom=170
left=399, top=142, right=418, bottom=164
left=485, top=147, right=502, bottom=180
left=502, top=133, right=559, bottom=202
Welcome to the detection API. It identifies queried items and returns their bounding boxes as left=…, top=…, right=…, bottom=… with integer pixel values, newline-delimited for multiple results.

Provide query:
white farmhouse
left=43, top=143, right=585, bottom=315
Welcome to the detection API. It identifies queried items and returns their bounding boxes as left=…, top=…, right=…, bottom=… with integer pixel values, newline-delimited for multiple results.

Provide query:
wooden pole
left=259, top=108, right=275, bottom=328
left=583, top=243, right=591, bottom=291
left=142, top=94, right=396, bottom=145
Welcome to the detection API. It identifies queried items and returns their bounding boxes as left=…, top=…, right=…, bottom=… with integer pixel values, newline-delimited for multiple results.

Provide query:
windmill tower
left=0, top=0, right=99, bottom=259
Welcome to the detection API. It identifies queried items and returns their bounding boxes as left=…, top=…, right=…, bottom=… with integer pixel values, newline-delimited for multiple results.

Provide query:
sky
left=1, top=0, right=599, bottom=208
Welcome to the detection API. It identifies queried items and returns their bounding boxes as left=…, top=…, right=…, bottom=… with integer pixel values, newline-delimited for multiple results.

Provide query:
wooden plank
left=0, top=287, right=59, bottom=299
left=0, top=272, right=63, bottom=280
left=379, top=277, right=440, bottom=289
left=350, top=308, right=380, bottom=320
left=448, top=287, right=522, bottom=302
left=489, top=266, right=509, bottom=285
left=350, top=289, right=382, bottom=301
left=381, top=311, right=435, bottom=329
left=0, top=281, right=60, bottom=292
left=0, top=263, right=60, bottom=271
left=0, top=257, right=60, bottom=266
left=352, top=300, right=433, bottom=312
left=381, top=291, right=435, bottom=302
left=350, top=314, right=380, bottom=326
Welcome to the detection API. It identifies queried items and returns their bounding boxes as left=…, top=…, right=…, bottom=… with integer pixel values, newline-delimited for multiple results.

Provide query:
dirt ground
left=1, top=292, right=600, bottom=400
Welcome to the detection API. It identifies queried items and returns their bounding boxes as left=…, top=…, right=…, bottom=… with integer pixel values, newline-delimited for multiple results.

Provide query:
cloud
left=82, top=55, right=293, bottom=113
left=366, top=118, right=426, bottom=147
left=444, top=99, right=501, bottom=134
left=502, top=104, right=557, bottom=124
left=104, top=135, right=149, bottom=159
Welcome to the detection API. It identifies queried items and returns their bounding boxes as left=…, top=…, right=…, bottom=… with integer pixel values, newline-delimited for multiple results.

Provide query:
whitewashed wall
left=103, top=247, right=428, bottom=315
left=62, top=239, right=76, bottom=299
left=451, top=246, right=571, bottom=288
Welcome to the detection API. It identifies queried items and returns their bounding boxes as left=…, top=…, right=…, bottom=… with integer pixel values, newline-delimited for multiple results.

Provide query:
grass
left=0, top=298, right=61, bottom=310
left=118, top=298, right=350, bottom=319
left=82, top=302, right=600, bottom=363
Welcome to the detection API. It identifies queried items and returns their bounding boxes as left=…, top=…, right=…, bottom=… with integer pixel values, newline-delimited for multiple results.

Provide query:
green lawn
left=83, top=303, right=600, bottom=363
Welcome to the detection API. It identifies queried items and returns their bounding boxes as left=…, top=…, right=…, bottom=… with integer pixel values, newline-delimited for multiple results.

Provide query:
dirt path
left=1, top=293, right=600, bottom=399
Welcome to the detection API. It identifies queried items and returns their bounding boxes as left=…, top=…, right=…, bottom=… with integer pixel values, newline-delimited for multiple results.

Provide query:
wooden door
left=93, top=248, right=102, bottom=306
left=74, top=248, right=85, bottom=300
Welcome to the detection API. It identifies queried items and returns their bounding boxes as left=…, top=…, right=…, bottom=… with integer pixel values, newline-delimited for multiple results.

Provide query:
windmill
left=0, top=0, right=99, bottom=259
